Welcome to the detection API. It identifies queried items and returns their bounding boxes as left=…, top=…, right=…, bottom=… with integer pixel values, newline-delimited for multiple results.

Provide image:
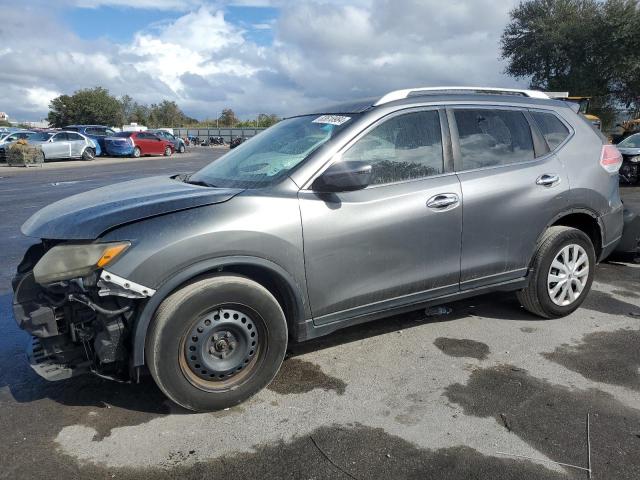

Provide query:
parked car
left=229, top=136, right=245, bottom=149
left=104, top=131, right=174, bottom=157
left=0, top=130, right=36, bottom=161
left=64, top=125, right=117, bottom=156
left=28, top=131, right=97, bottom=161
left=617, top=133, right=640, bottom=184
left=12, top=86, right=624, bottom=411
left=148, top=129, right=186, bottom=153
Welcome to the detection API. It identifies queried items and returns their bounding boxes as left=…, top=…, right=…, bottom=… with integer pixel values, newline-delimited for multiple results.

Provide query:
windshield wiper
left=187, top=179, right=217, bottom=187
left=179, top=173, right=217, bottom=187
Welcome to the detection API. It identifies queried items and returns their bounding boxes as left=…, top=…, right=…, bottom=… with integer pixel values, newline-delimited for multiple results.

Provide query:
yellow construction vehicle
left=546, top=93, right=602, bottom=130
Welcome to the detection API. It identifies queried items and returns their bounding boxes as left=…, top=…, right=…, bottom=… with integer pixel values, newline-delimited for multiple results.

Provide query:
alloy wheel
left=547, top=244, right=589, bottom=306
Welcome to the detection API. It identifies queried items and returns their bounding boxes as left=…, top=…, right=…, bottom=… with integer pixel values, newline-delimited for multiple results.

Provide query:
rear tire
left=517, top=226, right=595, bottom=318
left=81, top=148, right=95, bottom=161
left=146, top=274, right=288, bottom=412
left=132, top=146, right=141, bottom=158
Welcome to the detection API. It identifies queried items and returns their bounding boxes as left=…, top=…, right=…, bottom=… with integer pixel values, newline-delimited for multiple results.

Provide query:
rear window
left=114, top=132, right=133, bottom=137
left=531, top=112, right=570, bottom=150
left=454, top=109, right=535, bottom=170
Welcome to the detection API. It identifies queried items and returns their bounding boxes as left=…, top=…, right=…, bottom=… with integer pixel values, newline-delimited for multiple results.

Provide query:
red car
left=104, top=131, right=175, bottom=158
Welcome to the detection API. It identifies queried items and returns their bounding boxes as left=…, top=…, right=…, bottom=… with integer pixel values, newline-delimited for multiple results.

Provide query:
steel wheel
left=179, top=305, right=263, bottom=392
left=547, top=243, right=589, bottom=306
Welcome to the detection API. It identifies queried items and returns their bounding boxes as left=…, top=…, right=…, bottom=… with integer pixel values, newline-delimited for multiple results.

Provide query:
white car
left=0, top=130, right=36, bottom=161
left=28, top=131, right=98, bottom=161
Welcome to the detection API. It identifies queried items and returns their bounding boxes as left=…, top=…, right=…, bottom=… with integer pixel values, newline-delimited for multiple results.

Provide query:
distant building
left=0, top=112, right=8, bottom=121
left=122, top=122, right=147, bottom=132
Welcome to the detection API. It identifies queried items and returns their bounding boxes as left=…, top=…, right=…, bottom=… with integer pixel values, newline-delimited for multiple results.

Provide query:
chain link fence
left=173, top=127, right=266, bottom=144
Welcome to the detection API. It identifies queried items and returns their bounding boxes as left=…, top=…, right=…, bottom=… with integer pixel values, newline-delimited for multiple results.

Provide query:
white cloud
left=0, top=0, right=527, bottom=122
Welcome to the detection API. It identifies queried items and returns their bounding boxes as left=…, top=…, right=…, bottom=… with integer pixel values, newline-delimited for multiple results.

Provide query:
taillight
left=600, top=144, right=622, bottom=173
left=128, top=137, right=134, bottom=147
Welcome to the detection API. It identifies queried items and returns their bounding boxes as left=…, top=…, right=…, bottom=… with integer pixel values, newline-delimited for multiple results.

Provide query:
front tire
left=178, top=143, right=186, bottom=153
left=517, top=226, right=595, bottom=318
left=164, top=146, right=172, bottom=156
left=146, top=275, right=288, bottom=412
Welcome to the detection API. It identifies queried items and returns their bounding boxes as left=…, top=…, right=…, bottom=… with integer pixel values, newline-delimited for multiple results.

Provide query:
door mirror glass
left=312, top=159, right=372, bottom=192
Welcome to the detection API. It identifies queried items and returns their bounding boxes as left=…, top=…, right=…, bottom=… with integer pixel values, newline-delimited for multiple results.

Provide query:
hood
left=22, top=176, right=243, bottom=240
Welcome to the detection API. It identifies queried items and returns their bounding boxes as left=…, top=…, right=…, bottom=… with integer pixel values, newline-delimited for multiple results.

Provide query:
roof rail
left=374, top=86, right=550, bottom=106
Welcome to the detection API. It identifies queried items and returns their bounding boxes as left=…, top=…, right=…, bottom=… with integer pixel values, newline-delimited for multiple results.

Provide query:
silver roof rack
left=374, top=86, right=550, bottom=106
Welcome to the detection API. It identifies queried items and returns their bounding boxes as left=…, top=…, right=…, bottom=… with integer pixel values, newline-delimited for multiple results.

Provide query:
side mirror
left=312, top=160, right=373, bottom=192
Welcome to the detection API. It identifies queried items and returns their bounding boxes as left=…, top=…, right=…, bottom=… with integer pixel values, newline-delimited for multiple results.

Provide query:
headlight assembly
left=33, top=242, right=130, bottom=284
left=630, top=155, right=640, bottom=163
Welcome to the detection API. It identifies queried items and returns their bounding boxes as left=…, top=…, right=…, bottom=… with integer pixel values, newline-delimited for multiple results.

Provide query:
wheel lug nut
left=209, top=346, right=216, bottom=354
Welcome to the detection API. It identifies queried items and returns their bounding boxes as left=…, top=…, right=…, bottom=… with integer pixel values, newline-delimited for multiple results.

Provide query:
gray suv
left=12, top=87, right=624, bottom=411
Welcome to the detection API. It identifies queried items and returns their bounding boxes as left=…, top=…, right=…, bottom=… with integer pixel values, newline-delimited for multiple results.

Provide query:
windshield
left=619, top=134, right=640, bottom=149
left=190, top=114, right=357, bottom=188
left=29, top=132, right=53, bottom=141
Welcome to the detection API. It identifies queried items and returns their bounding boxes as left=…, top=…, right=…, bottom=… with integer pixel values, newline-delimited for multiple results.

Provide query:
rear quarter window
left=531, top=112, right=570, bottom=150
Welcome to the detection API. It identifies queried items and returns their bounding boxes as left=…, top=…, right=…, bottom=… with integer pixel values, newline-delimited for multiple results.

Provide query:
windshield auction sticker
left=312, top=115, right=351, bottom=126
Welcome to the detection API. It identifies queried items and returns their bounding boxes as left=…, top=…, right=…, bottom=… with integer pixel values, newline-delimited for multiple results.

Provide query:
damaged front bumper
left=12, top=244, right=154, bottom=382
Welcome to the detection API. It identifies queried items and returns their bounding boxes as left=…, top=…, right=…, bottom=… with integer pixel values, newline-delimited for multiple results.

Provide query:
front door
left=299, top=109, right=462, bottom=324
left=450, top=107, right=570, bottom=289
left=47, top=133, right=71, bottom=158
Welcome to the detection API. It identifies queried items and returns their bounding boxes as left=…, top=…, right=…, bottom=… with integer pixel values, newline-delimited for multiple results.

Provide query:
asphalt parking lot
left=0, top=151, right=639, bottom=479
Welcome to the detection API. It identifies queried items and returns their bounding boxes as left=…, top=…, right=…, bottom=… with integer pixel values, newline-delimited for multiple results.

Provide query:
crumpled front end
left=12, top=242, right=152, bottom=382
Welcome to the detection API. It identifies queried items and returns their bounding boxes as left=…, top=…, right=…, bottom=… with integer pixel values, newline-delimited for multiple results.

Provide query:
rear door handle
left=426, top=193, right=459, bottom=210
left=536, top=174, right=561, bottom=187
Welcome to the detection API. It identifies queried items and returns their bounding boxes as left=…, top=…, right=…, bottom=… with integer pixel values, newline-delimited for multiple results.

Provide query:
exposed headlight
left=33, top=242, right=130, bottom=284
left=630, top=155, right=640, bottom=163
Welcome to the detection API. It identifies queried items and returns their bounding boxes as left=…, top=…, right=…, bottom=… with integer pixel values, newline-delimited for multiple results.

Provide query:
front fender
left=130, top=256, right=307, bottom=366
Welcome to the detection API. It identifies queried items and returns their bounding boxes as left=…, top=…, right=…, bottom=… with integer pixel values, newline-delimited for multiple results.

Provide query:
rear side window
left=342, top=110, right=443, bottom=185
left=67, top=133, right=83, bottom=141
left=454, top=109, right=534, bottom=170
left=531, top=112, right=570, bottom=150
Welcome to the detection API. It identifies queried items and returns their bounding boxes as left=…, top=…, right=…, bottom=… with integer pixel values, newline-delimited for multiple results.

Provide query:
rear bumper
left=598, top=204, right=624, bottom=261
left=614, top=206, right=640, bottom=257
left=105, top=143, right=134, bottom=156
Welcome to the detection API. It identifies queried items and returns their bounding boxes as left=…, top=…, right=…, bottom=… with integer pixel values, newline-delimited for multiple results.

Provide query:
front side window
left=190, top=114, right=358, bottom=188
left=531, top=112, right=570, bottom=150
left=341, top=110, right=443, bottom=185
left=454, top=109, right=534, bottom=170
left=52, top=133, right=68, bottom=142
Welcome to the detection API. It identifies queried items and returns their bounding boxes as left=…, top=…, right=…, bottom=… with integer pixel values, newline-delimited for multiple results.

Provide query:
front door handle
left=536, top=174, right=561, bottom=187
left=426, top=193, right=459, bottom=210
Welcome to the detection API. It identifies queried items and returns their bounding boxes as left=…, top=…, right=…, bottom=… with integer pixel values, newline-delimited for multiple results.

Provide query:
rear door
left=299, top=108, right=463, bottom=323
left=66, top=132, right=86, bottom=157
left=450, top=106, right=570, bottom=289
left=135, top=132, right=154, bottom=154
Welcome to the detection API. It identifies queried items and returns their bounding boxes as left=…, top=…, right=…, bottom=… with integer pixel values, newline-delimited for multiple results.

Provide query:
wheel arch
left=548, top=209, right=603, bottom=259
left=132, top=256, right=306, bottom=367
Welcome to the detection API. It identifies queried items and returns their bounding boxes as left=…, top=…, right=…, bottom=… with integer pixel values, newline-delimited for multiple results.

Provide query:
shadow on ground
left=446, top=364, right=640, bottom=479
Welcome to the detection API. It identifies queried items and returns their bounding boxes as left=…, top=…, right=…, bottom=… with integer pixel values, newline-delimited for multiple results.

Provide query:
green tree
left=501, top=0, right=640, bottom=125
left=218, top=108, right=239, bottom=127
left=47, top=87, right=124, bottom=127
left=147, top=100, right=197, bottom=128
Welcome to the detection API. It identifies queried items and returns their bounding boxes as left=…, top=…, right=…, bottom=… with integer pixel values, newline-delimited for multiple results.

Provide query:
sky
left=0, top=0, right=527, bottom=122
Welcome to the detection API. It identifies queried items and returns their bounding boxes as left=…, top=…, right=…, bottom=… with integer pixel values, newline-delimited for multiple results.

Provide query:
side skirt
left=296, top=276, right=529, bottom=342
